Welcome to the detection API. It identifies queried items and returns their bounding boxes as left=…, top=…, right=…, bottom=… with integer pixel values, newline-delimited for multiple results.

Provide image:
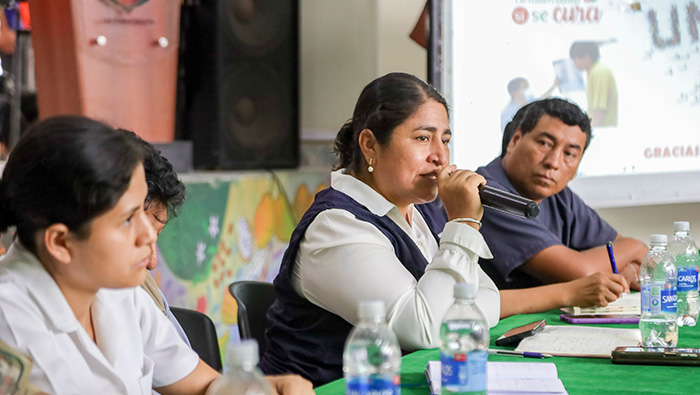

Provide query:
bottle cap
left=227, top=339, right=259, bottom=366
left=673, top=221, right=690, bottom=232
left=454, top=282, right=477, bottom=299
left=650, top=234, right=668, bottom=246
left=358, top=300, right=385, bottom=320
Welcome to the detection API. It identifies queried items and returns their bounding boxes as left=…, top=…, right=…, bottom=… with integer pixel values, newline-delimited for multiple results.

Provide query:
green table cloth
left=316, top=310, right=700, bottom=394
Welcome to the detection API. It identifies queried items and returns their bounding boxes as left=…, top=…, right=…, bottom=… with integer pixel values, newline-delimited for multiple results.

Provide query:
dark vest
left=259, top=187, right=447, bottom=387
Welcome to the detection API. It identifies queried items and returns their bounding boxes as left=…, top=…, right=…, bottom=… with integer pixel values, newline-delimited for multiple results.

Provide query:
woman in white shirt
left=0, top=116, right=215, bottom=394
left=261, top=73, right=629, bottom=387
left=260, top=72, right=501, bottom=386
left=0, top=117, right=315, bottom=395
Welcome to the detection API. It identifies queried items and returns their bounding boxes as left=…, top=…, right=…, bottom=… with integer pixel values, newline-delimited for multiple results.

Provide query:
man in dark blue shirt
left=477, top=98, right=647, bottom=290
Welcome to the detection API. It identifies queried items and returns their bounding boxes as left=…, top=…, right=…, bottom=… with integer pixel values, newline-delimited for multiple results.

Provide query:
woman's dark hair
left=0, top=115, right=144, bottom=254
left=333, top=72, right=448, bottom=172
left=120, top=129, right=186, bottom=218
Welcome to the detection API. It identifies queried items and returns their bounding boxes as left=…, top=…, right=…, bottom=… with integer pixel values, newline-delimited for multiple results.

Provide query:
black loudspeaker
left=179, top=0, right=299, bottom=170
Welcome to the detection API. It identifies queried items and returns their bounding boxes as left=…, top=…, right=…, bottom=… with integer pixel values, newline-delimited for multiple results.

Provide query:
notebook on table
left=514, top=325, right=641, bottom=358
left=560, top=292, right=640, bottom=316
left=425, top=360, right=568, bottom=395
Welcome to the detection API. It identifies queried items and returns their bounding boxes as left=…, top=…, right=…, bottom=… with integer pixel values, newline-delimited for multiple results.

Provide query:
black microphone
left=478, top=185, right=540, bottom=219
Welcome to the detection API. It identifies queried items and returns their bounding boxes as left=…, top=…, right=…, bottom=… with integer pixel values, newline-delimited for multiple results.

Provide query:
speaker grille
left=180, top=0, right=299, bottom=170
left=222, top=63, right=292, bottom=152
left=224, top=0, right=292, bottom=57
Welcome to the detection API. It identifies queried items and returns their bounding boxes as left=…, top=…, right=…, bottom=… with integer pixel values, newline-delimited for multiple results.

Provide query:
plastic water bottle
left=668, top=221, right=700, bottom=326
left=206, top=339, right=271, bottom=395
left=440, top=283, right=488, bottom=395
left=343, top=300, right=401, bottom=395
left=640, top=234, right=678, bottom=347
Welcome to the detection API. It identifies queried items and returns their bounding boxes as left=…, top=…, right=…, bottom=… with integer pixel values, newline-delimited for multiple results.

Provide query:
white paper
left=552, top=58, right=585, bottom=93
left=489, top=378, right=568, bottom=394
left=515, top=326, right=641, bottom=357
left=488, top=361, right=558, bottom=379
left=561, top=292, right=641, bottom=316
left=425, top=361, right=568, bottom=394
left=425, top=360, right=441, bottom=395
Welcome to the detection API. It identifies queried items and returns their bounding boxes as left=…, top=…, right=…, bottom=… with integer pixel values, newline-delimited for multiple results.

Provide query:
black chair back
left=170, top=307, right=222, bottom=372
left=228, top=281, right=276, bottom=359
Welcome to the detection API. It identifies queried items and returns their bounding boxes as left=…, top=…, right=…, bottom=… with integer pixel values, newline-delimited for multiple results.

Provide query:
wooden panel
left=29, top=0, right=180, bottom=142
left=29, top=0, right=83, bottom=116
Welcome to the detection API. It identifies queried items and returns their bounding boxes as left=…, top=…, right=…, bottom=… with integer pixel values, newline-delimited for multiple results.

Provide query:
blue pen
left=606, top=241, right=618, bottom=274
left=488, top=349, right=553, bottom=359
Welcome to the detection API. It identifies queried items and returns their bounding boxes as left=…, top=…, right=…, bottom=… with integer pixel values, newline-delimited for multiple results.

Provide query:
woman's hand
left=437, top=165, right=485, bottom=225
left=563, top=271, right=629, bottom=307
left=266, top=374, right=315, bottom=395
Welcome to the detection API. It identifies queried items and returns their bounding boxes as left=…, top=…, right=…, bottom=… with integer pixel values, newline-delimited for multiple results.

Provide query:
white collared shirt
left=0, top=243, right=199, bottom=394
left=292, top=169, right=500, bottom=350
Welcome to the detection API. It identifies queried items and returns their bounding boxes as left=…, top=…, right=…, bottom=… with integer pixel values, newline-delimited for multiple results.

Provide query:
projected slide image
left=449, top=0, right=700, bottom=178
left=552, top=58, right=586, bottom=93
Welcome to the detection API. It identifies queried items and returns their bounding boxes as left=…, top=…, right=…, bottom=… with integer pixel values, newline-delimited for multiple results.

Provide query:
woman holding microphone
left=260, top=73, right=630, bottom=387
left=260, top=72, right=501, bottom=386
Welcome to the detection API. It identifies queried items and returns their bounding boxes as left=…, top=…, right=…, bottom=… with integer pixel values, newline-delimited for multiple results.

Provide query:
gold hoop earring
left=368, top=158, right=374, bottom=173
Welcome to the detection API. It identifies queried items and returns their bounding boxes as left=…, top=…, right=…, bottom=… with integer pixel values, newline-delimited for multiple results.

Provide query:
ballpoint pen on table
left=606, top=241, right=618, bottom=274
left=488, top=349, right=553, bottom=359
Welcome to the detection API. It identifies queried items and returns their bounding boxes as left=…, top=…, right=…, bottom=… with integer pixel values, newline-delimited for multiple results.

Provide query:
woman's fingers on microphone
left=438, top=165, right=457, bottom=181
left=464, top=172, right=486, bottom=189
left=439, top=168, right=484, bottom=196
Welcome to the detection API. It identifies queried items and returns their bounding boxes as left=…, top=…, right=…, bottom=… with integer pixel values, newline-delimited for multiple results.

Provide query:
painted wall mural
left=151, top=170, right=328, bottom=359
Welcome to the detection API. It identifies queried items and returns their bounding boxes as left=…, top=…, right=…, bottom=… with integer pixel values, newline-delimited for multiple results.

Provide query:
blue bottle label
left=346, top=375, right=400, bottom=395
left=440, top=351, right=487, bottom=392
left=347, top=378, right=368, bottom=395
left=661, top=287, right=677, bottom=313
left=642, top=284, right=661, bottom=314
left=677, top=266, right=699, bottom=292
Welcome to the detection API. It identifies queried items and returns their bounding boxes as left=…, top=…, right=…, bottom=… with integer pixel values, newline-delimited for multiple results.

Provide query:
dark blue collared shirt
left=476, top=158, right=617, bottom=289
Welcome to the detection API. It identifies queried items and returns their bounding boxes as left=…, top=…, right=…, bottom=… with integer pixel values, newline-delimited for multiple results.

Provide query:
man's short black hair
left=501, top=101, right=535, bottom=158
left=507, top=98, right=592, bottom=153
left=507, top=77, right=528, bottom=95
left=120, top=130, right=186, bottom=217
left=569, top=41, right=600, bottom=63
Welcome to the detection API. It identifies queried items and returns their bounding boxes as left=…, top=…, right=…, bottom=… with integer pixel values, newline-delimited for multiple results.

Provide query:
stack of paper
left=425, top=360, right=567, bottom=395
left=515, top=325, right=641, bottom=358
left=560, top=292, right=640, bottom=316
